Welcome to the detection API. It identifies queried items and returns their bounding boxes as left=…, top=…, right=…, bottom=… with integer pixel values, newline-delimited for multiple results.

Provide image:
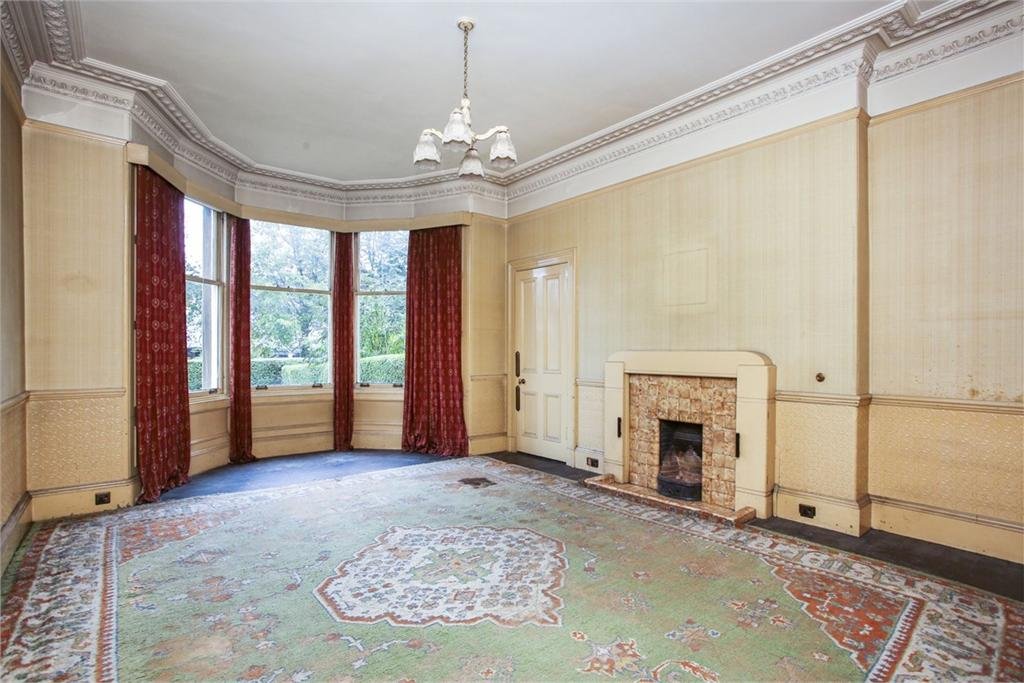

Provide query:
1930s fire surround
left=602, top=351, right=777, bottom=517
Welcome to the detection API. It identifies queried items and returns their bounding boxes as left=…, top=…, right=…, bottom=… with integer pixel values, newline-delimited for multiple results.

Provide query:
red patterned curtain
left=402, top=225, right=468, bottom=456
left=333, top=232, right=356, bottom=450
left=228, top=215, right=254, bottom=463
left=134, top=165, right=191, bottom=502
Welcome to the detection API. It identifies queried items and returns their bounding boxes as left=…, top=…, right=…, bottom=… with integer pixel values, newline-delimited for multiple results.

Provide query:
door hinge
left=735, top=432, right=741, bottom=459
left=617, top=417, right=622, bottom=438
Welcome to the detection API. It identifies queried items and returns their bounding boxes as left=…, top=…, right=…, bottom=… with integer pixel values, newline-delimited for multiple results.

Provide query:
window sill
left=252, top=386, right=333, bottom=405
left=189, top=394, right=229, bottom=413
left=354, top=385, right=404, bottom=401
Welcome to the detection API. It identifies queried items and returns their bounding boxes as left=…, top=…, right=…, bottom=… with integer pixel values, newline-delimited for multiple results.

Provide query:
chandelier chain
left=463, top=23, right=469, bottom=100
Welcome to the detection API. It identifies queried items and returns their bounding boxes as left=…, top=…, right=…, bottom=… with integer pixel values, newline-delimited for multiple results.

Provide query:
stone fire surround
left=628, top=375, right=737, bottom=509
left=602, top=351, right=777, bottom=519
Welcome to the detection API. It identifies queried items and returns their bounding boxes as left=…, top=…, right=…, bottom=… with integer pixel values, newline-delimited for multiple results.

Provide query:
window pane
left=251, top=289, right=330, bottom=386
left=186, top=280, right=221, bottom=392
left=184, top=199, right=217, bottom=280
left=358, top=295, right=405, bottom=384
left=358, top=231, right=408, bottom=292
left=251, top=221, right=331, bottom=290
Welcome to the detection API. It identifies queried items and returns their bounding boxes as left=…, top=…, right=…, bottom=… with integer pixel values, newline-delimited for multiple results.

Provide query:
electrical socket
left=798, top=504, right=816, bottom=519
left=95, top=492, right=111, bottom=505
left=586, top=457, right=599, bottom=468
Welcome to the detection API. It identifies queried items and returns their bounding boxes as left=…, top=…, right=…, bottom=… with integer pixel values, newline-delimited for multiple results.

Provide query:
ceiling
left=78, top=1, right=891, bottom=182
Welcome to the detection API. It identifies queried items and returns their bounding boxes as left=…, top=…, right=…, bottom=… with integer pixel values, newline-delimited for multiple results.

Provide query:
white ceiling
left=79, top=1, right=890, bottom=182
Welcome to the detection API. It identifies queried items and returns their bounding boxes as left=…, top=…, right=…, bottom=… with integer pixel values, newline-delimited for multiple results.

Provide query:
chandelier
left=412, top=17, right=517, bottom=177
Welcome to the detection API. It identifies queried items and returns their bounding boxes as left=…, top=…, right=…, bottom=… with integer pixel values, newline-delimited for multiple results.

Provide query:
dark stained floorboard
left=751, top=517, right=1023, bottom=601
left=163, top=450, right=1022, bottom=600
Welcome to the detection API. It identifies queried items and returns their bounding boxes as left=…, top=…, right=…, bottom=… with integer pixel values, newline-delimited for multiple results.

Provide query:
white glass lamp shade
left=458, top=147, right=485, bottom=178
left=413, top=132, right=441, bottom=170
left=489, top=130, right=517, bottom=171
left=441, top=108, right=473, bottom=152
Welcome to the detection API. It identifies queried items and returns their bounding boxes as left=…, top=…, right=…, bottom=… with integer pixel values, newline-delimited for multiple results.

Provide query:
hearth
left=657, top=420, right=703, bottom=501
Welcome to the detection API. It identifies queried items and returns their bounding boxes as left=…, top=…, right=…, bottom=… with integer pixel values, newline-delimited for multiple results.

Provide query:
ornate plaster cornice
left=873, top=10, right=1023, bottom=82
left=0, top=2, right=32, bottom=78
left=507, top=49, right=875, bottom=200
left=2, top=0, right=1018, bottom=212
left=499, top=0, right=1006, bottom=186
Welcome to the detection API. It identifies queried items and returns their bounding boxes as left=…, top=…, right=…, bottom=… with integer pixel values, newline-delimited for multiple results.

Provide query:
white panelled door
left=513, top=262, right=572, bottom=463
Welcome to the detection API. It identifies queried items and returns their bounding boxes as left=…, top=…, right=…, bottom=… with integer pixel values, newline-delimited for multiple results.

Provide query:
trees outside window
left=184, top=199, right=224, bottom=392
left=356, top=231, right=408, bottom=385
left=250, top=221, right=332, bottom=387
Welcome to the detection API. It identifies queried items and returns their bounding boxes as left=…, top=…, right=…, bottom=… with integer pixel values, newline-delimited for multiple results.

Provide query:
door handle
left=515, top=351, right=520, bottom=377
left=515, top=386, right=520, bottom=411
left=518, top=378, right=526, bottom=385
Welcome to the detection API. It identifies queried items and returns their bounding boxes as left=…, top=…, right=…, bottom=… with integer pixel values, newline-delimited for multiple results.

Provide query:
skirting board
left=572, top=447, right=604, bottom=474
left=774, top=486, right=871, bottom=536
left=30, top=477, right=139, bottom=521
left=871, top=496, right=1024, bottom=565
left=352, top=430, right=401, bottom=451
left=253, top=432, right=333, bottom=458
left=469, top=434, right=507, bottom=456
left=1, top=491, right=32, bottom=571
left=189, top=446, right=231, bottom=476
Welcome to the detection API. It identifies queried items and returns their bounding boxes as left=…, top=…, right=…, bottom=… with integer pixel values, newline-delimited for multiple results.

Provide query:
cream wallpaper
left=867, top=78, right=1023, bottom=552
left=2, top=52, right=28, bottom=544
left=26, top=391, right=131, bottom=490
left=20, top=125, right=133, bottom=518
left=508, top=115, right=863, bottom=396
left=775, top=400, right=867, bottom=501
left=508, top=115, right=865, bottom=475
left=463, top=215, right=508, bottom=453
left=869, top=79, right=1023, bottom=402
left=869, top=403, right=1023, bottom=524
left=1, top=54, right=25, bottom=404
left=1, top=397, right=27, bottom=527
left=23, top=126, right=129, bottom=392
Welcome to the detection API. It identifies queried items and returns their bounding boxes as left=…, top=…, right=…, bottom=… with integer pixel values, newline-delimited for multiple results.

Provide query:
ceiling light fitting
left=412, top=17, right=517, bottom=178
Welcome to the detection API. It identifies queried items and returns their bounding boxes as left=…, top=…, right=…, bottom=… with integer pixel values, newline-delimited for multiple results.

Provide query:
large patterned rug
left=2, top=458, right=1021, bottom=682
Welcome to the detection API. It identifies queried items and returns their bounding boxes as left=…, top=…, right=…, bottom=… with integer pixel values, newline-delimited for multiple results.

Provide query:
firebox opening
left=657, top=420, right=703, bottom=501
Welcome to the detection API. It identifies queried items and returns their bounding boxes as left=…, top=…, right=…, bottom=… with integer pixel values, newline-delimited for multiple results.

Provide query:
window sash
left=185, top=201, right=226, bottom=395
left=354, top=232, right=408, bottom=386
left=251, top=283, right=330, bottom=296
left=248, top=228, right=335, bottom=389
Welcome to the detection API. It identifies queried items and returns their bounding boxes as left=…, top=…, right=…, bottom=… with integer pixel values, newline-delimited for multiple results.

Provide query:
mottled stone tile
left=627, top=374, right=737, bottom=510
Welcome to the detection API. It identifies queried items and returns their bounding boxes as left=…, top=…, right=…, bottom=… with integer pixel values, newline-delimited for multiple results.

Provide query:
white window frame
left=184, top=199, right=227, bottom=397
left=249, top=223, right=333, bottom=391
left=354, top=231, right=408, bottom=388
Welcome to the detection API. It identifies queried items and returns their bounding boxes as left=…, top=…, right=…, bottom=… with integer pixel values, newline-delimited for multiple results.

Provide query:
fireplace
left=657, top=420, right=703, bottom=501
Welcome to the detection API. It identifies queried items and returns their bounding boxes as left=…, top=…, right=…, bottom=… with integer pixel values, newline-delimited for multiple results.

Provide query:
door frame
left=505, top=249, right=577, bottom=464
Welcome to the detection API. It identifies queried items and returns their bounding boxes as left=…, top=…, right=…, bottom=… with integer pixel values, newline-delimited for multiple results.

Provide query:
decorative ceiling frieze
left=1, top=0, right=1018, bottom=215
